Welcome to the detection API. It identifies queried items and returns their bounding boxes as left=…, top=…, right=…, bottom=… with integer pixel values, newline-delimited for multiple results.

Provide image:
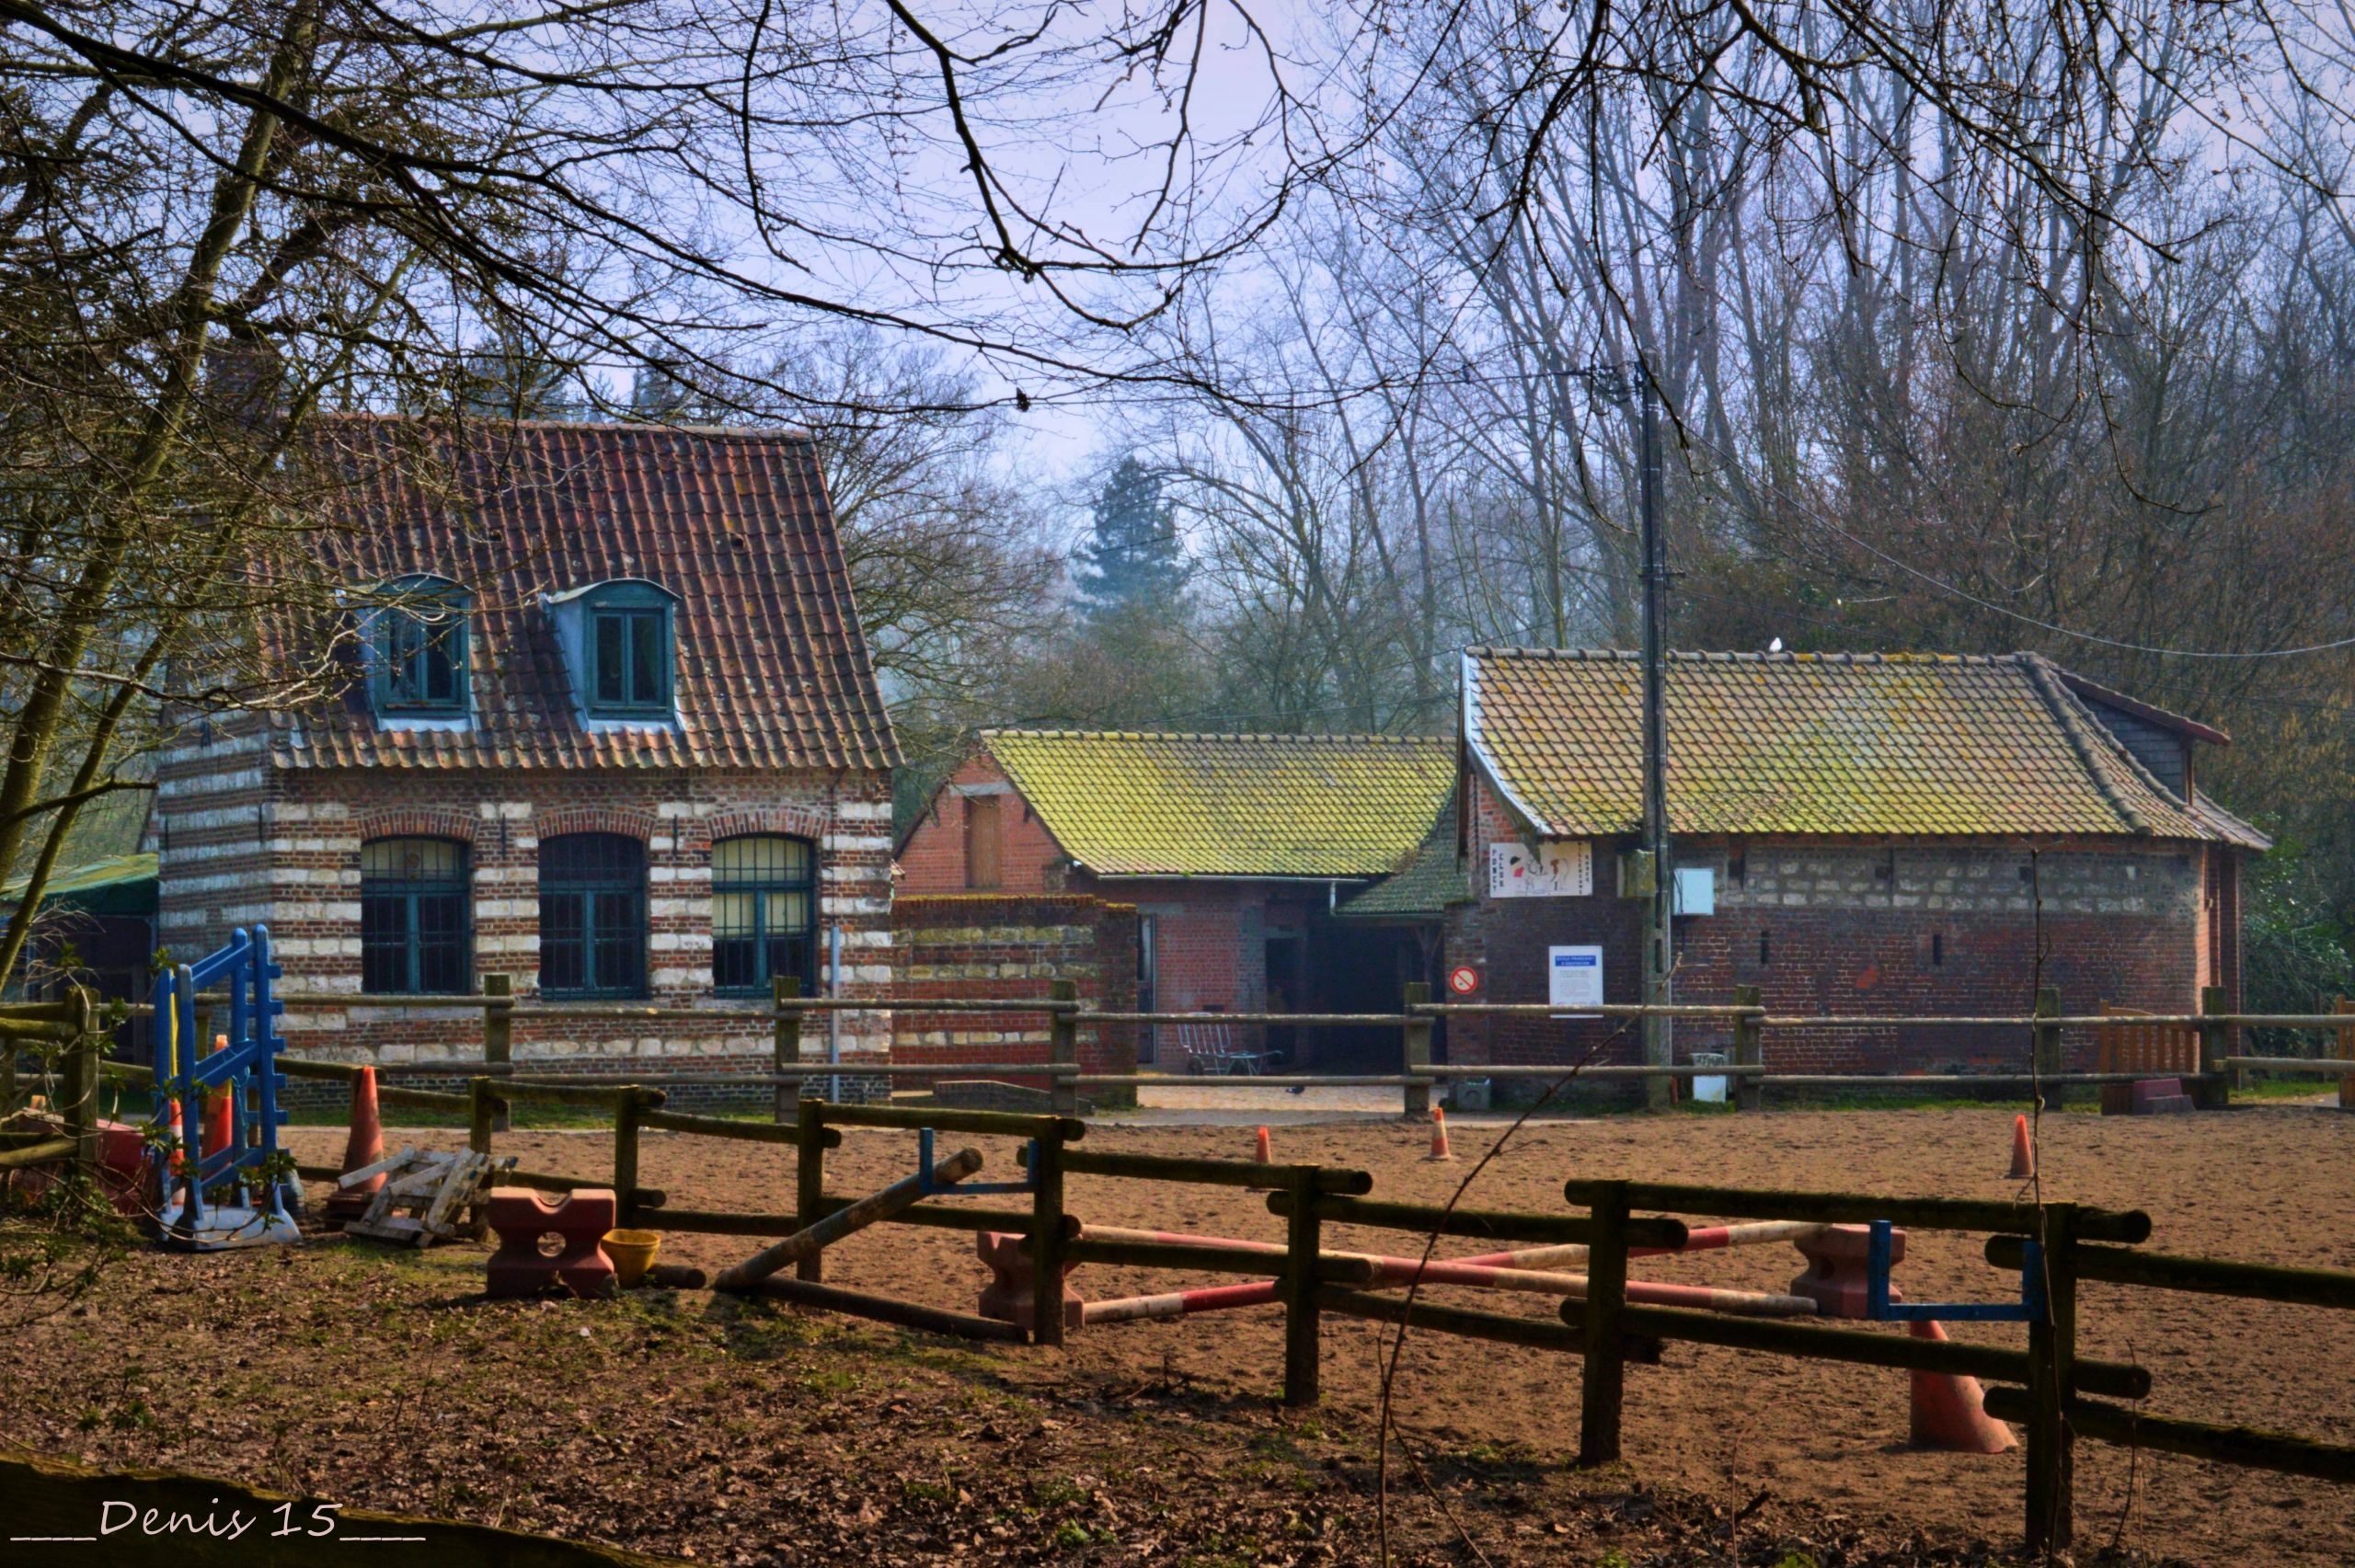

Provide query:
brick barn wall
left=155, top=742, right=894, bottom=1090
left=897, top=752, right=1067, bottom=894
left=1444, top=773, right=2222, bottom=1079
left=890, top=895, right=1138, bottom=1094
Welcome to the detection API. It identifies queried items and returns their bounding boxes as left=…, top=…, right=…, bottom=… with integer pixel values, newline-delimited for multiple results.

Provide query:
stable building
left=1447, top=649, right=2266, bottom=1078
left=898, top=731, right=1455, bottom=1071
left=153, top=416, right=901, bottom=1077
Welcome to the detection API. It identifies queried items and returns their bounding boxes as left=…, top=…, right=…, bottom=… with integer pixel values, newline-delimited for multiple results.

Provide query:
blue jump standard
left=152, top=925, right=301, bottom=1251
left=1867, top=1219, right=2047, bottom=1323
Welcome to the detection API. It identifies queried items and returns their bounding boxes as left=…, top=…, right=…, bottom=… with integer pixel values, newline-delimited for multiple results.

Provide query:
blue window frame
left=539, top=833, right=647, bottom=998
left=592, top=604, right=670, bottom=714
left=361, top=838, right=470, bottom=993
left=371, top=577, right=470, bottom=715
left=712, top=835, right=817, bottom=995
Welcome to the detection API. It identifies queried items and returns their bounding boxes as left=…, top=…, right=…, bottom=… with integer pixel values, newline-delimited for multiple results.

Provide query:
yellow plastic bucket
left=603, top=1229, right=661, bottom=1288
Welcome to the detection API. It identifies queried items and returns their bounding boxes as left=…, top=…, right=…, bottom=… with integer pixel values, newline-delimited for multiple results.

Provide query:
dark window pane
left=594, top=614, right=625, bottom=704
left=539, top=890, right=586, bottom=992
left=629, top=611, right=663, bottom=704
left=361, top=894, right=411, bottom=992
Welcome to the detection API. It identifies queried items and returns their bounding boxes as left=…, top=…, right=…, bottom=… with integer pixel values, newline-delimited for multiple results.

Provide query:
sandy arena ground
left=245, top=1098, right=2355, bottom=1566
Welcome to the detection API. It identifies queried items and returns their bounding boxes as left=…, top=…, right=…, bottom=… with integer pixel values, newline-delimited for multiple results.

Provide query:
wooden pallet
left=339, top=1147, right=514, bottom=1246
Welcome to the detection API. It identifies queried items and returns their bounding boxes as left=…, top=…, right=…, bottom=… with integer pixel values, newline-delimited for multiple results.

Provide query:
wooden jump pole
left=715, top=1145, right=983, bottom=1293
left=482, top=974, right=512, bottom=1130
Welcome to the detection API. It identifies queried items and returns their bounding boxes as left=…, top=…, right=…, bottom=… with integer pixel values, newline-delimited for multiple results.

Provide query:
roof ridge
left=312, top=409, right=818, bottom=443
left=1462, top=646, right=2015, bottom=664
left=2017, top=657, right=2154, bottom=837
left=982, top=727, right=1450, bottom=745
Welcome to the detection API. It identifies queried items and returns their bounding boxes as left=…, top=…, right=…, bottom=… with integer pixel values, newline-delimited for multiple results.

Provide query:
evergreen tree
left=1073, top=455, right=1187, bottom=616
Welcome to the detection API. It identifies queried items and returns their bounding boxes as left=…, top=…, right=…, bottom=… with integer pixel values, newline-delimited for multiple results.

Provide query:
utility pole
left=1563, top=360, right=1674, bottom=1105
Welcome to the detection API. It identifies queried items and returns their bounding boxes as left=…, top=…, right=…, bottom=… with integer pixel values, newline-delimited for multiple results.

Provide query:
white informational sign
left=1488, top=840, right=1594, bottom=898
left=1547, top=945, right=1605, bottom=1012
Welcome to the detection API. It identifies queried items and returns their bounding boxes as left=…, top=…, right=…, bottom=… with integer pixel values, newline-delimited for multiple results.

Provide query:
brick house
left=898, top=731, right=1455, bottom=1070
left=1446, top=649, right=2268, bottom=1079
left=153, top=416, right=899, bottom=1078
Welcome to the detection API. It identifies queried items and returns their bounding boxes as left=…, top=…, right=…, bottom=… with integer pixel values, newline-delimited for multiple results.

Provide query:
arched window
left=539, top=833, right=647, bottom=998
left=712, top=835, right=816, bottom=995
left=361, top=838, right=469, bottom=993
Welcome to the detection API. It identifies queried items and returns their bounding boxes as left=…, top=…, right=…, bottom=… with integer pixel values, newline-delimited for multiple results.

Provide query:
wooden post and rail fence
left=6, top=974, right=2353, bottom=1127
left=3, top=1004, right=2351, bottom=1551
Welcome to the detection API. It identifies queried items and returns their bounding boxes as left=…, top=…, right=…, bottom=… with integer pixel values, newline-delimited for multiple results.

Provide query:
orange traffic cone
left=326, top=1066, right=385, bottom=1229
left=1908, top=1320, right=2017, bottom=1452
left=1424, top=1105, right=1453, bottom=1162
left=200, top=1035, right=234, bottom=1160
left=1253, top=1125, right=1272, bottom=1164
left=2007, top=1114, right=2034, bottom=1180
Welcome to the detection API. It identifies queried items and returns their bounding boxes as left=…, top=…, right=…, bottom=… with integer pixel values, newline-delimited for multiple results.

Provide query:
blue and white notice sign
left=1547, top=945, right=1604, bottom=1011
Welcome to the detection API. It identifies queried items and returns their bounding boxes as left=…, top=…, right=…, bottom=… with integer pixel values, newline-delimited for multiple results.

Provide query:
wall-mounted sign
left=1488, top=840, right=1593, bottom=898
left=1446, top=966, right=1480, bottom=996
left=1548, top=944, right=1604, bottom=1011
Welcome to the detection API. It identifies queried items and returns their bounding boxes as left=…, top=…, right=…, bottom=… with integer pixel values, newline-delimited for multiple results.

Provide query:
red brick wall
left=890, top=894, right=1138, bottom=1093
left=1445, top=773, right=2231, bottom=1077
left=897, top=751, right=1067, bottom=893
left=154, top=739, right=894, bottom=1079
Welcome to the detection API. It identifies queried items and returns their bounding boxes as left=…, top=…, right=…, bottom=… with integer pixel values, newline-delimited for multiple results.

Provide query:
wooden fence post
left=2336, top=997, right=2353, bottom=1113
left=467, top=1077, right=498, bottom=1157
left=482, top=974, right=512, bottom=1130
left=2025, top=1202, right=2080, bottom=1555
left=1732, top=984, right=1763, bottom=1113
left=2032, top=988, right=2062, bottom=1104
left=1029, top=1123, right=1070, bottom=1349
left=1401, top=981, right=1432, bottom=1123
left=613, top=1089, right=644, bottom=1229
left=2196, top=985, right=2232, bottom=1111
left=774, top=976, right=802, bottom=1124
left=1578, top=1179, right=1631, bottom=1466
left=1281, top=1163, right=1322, bottom=1406
left=1048, top=979, right=1079, bottom=1116
left=794, top=1095, right=827, bottom=1283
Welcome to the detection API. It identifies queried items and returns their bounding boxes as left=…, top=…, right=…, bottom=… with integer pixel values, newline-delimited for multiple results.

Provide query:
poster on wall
left=1548, top=945, right=1605, bottom=1012
left=1488, top=840, right=1594, bottom=898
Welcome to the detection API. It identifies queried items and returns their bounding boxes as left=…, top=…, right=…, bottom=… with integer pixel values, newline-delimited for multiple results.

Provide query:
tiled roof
left=1335, top=795, right=1468, bottom=920
left=982, top=731, right=1457, bottom=878
left=1463, top=649, right=2245, bottom=842
left=277, top=415, right=897, bottom=772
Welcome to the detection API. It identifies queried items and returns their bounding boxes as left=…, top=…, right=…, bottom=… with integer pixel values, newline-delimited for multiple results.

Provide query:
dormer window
left=593, top=601, right=670, bottom=714
left=542, top=578, right=679, bottom=722
left=367, top=575, right=470, bottom=716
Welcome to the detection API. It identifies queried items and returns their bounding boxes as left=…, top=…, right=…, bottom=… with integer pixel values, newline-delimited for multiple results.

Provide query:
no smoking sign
left=1446, top=966, right=1480, bottom=996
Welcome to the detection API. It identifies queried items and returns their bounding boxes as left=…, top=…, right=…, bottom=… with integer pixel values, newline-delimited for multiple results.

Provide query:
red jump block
left=976, top=1230, right=1084, bottom=1333
left=486, top=1187, right=618, bottom=1300
left=2131, top=1078, right=2195, bottom=1116
left=1790, top=1222, right=1900, bottom=1320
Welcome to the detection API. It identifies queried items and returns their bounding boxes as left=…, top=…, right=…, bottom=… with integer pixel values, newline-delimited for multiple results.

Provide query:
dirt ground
left=6, top=1100, right=2350, bottom=1565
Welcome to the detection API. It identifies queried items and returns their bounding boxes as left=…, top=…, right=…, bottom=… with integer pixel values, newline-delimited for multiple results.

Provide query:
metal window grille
left=711, top=835, right=815, bottom=995
left=539, top=833, right=648, bottom=998
left=360, top=837, right=470, bottom=993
